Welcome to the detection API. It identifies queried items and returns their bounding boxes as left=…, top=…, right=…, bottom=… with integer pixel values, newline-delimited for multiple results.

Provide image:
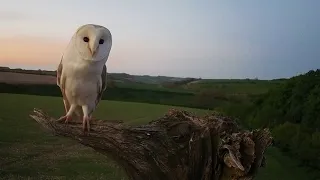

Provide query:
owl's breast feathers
left=58, top=58, right=106, bottom=107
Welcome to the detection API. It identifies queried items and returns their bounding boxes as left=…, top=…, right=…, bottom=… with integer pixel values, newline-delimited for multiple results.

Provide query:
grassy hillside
left=0, top=69, right=283, bottom=116
left=0, top=66, right=283, bottom=94
left=2, top=67, right=319, bottom=179
left=0, top=93, right=314, bottom=180
left=179, top=79, right=285, bottom=94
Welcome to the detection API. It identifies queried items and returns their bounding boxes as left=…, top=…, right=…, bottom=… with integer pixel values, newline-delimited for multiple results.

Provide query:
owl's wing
left=57, top=57, right=70, bottom=112
left=96, top=64, right=107, bottom=106
left=56, top=58, right=63, bottom=87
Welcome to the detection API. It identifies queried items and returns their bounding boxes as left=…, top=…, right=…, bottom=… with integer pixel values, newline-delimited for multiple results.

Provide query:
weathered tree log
left=29, top=108, right=272, bottom=180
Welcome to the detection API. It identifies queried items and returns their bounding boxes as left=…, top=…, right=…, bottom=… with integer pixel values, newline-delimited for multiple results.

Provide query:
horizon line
left=0, top=65, right=292, bottom=81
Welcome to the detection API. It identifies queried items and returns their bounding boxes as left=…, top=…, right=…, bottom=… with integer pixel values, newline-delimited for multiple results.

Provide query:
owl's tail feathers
left=72, top=106, right=83, bottom=121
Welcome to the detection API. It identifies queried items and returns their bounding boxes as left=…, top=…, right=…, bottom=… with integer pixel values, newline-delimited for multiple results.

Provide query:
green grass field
left=0, top=93, right=312, bottom=179
left=180, top=79, right=284, bottom=94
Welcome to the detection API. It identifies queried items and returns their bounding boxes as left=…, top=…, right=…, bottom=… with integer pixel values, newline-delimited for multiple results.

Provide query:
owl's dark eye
left=83, top=37, right=89, bottom=42
left=99, top=39, right=104, bottom=44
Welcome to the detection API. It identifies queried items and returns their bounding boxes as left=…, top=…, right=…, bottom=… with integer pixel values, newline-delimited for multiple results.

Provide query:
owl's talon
left=57, top=115, right=72, bottom=124
left=65, top=116, right=72, bottom=124
left=57, top=115, right=66, bottom=122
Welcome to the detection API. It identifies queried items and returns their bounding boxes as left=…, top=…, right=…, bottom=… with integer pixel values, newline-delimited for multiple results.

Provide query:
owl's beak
left=91, top=49, right=96, bottom=56
left=90, top=46, right=97, bottom=56
left=89, top=39, right=99, bottom=57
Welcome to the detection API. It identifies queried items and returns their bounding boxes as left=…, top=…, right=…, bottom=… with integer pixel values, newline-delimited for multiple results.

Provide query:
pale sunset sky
left=0, top=0, right=319, bottom=79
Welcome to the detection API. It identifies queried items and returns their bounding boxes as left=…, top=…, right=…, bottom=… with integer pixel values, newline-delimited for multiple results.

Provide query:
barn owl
left=56, top=24, right=112, bottom=133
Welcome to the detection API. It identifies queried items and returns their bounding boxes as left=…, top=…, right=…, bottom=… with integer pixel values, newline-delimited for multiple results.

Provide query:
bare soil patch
left=0, top=72, right=56, bottom=85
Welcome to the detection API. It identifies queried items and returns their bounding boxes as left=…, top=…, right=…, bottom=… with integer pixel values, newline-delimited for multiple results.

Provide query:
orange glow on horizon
left=0, top=36, right=68, bottom=67
left=0, top=36, right=128, bottom=70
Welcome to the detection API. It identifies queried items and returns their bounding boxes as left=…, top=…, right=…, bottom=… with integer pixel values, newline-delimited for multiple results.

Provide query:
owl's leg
left=57, top=104, right=76, bottom=123
left=60, top=85, right=70, bottom=114
left=81, top=105, right=91, bottom=133
left=63, top=99, right=70, bottom=114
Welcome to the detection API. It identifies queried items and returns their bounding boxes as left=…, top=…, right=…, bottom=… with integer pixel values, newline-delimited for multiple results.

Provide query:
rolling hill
left=0, top=66, right=194, bottom=86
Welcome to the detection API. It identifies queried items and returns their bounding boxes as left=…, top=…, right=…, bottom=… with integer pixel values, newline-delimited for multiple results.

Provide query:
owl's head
left=73, top=24, right=112, bottom=62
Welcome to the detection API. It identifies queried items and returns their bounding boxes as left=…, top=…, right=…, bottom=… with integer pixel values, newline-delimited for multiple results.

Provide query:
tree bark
left=29, top=108, right=273, bottom=180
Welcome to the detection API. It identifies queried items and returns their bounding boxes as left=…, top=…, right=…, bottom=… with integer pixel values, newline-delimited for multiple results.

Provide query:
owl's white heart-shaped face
left=73, top=24, right=112, bottom=62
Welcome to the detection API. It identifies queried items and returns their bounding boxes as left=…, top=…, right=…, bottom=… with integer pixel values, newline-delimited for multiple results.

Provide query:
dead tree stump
left=29, top=108, right=272, bottom=180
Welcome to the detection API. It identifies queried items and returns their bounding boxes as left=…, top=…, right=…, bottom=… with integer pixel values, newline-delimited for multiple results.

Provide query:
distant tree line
left=161, top=78, right=199, bottom=88
left=0, top=66, right=118, bottom=79
left=0, top=66, right=56, bottom=76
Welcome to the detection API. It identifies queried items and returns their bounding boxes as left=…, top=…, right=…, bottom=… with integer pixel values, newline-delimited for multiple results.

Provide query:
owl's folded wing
left=96, top=64, right=107, bottom=106
left=57, top=57, right=70, bottom=112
